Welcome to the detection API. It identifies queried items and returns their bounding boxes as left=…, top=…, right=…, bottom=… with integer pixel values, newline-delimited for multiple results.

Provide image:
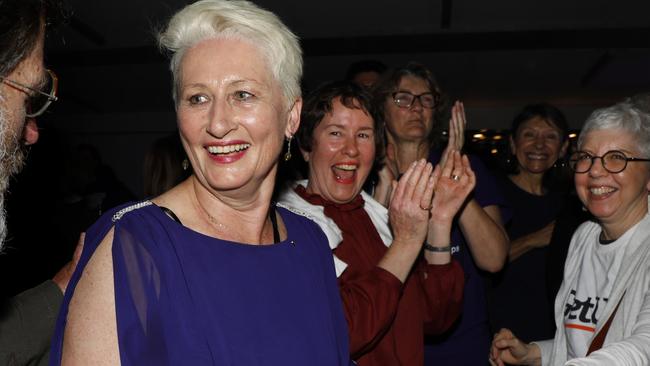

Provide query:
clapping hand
left=424, top=149, right=475, bottom=224
left=439, top=101, right=467, bottom=169
left=388, top=159, right=436, bottom=247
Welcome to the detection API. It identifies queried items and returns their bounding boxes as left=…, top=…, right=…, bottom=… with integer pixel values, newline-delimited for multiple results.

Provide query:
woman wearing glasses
left=372, top=63, right=509, bottom=365
left=490, top=101, right=650, bottom=365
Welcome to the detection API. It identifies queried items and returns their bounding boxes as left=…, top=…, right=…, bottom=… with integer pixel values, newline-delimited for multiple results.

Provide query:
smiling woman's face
left=511, top=116, right=568, bottom=176
left=304, top=97, right=376, bottom=204
left=574, top=129, right=650, bottom=232
left=176, top=37, right=299, bottom=195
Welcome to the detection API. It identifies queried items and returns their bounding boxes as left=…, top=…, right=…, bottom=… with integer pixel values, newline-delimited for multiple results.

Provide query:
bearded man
left=0, top=1, right=81, bottom=365
left=0, top=0, right=51, bottom=244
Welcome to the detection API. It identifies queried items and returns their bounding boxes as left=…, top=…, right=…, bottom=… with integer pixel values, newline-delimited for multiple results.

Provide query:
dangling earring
left=284, top=135, right=293, bottom=162
left=182, top=158, right=189, bottom=171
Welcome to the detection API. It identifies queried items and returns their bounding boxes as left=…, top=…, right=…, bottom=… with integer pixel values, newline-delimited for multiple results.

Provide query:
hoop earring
left=182, top=158, right=189, bottom=171
left=284, top=135, right=293, bottom=162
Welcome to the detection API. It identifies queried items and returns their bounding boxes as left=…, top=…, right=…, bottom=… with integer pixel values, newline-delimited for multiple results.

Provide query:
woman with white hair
left=490, top=101, right=650, bottom=365
left=49, top=1, right=354, bottom=364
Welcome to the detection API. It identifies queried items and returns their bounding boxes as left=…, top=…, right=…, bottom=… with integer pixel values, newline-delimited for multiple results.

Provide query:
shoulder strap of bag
left=587, top=292, right=625, bottom=355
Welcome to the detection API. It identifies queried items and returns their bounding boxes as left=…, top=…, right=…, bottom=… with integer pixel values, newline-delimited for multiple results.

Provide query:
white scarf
left=276, top=180, right=393, bottom=277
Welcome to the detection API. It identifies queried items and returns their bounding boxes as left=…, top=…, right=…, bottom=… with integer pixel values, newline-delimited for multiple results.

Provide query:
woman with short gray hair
left=491, top=100, right=650, bottom=365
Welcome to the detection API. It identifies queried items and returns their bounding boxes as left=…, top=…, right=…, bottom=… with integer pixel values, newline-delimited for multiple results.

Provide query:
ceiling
left=33, top=0, right=650, bottom=197
left=43, top=0, right=650, bottom=130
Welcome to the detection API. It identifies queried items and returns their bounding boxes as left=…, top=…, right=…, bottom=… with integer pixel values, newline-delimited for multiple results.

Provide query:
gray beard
left=0, top=98, right=29, bottom=249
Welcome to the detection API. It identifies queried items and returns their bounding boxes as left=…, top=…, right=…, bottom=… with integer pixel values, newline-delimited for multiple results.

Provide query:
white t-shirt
left=564, top=230, right=627, bottom=358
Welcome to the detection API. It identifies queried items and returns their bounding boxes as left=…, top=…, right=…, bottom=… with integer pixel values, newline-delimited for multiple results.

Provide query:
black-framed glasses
left=0, top=69, right=58, bottom=117
left=568, top=150, right=650, bottom=174
left=392, top=91, right=438, bottom=109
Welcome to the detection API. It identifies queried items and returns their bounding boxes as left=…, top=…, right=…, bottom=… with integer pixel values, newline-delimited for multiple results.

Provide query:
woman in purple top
left=372, top=63, right=510, bottom=365
left=49, top=1, right=352, bottom=365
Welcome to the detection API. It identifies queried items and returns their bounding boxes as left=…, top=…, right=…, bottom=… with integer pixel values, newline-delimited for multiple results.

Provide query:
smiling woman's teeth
left=526, top=153, right=547, bottom=160
left=591, top=187, right=615, bottom=195
left=207, top=144, right=250, bottom=154
left=335, top=164, right=357, bottom=171
left=333, top=164, right=357, bottom=180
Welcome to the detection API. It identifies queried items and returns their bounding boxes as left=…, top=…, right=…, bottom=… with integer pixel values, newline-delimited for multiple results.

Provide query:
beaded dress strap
left=111, top=201, right=153, bottom=222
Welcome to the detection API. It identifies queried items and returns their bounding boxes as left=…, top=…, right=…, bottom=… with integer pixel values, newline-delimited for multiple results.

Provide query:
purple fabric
left=50, top=202, right=352, bottom=366
left=486, top=175, right=564, bottom=342
left=424, top=149, right=506, bottom=366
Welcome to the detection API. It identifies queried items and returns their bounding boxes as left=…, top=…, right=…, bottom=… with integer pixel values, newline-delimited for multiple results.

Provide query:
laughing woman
left=278, top=81, right=470, bottom=366
left=49, top=1, right=353, bottom=365
left=490, top=101, right=650, bottom=365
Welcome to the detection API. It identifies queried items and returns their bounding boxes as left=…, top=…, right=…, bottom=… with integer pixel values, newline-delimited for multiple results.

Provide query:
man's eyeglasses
left=568, top=150, right=650, bottom=174
left=0, top=69, right=58, bottom=117
left=392, top=91, right=438, bottom=109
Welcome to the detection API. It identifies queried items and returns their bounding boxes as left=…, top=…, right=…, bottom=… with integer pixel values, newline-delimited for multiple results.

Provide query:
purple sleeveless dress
left=49, top=201, right=352, bottom=365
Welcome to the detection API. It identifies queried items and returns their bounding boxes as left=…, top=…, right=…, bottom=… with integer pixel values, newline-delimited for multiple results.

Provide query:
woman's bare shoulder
left=62, top=228, right=120, bottom=365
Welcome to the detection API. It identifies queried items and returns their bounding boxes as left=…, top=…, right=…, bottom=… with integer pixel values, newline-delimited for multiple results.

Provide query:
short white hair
left=158, top=0, right=302, bottom=107
left=579, top=101, right=650, bottom=159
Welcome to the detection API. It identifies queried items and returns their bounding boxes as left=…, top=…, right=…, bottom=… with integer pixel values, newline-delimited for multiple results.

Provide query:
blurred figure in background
left=60, top=144, right=134, bottom=226
left=487, top=103, right=570, bottom=343
left=143, top=133, right=191, bottom=197
left=345, top=59, right=387, bottom=89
